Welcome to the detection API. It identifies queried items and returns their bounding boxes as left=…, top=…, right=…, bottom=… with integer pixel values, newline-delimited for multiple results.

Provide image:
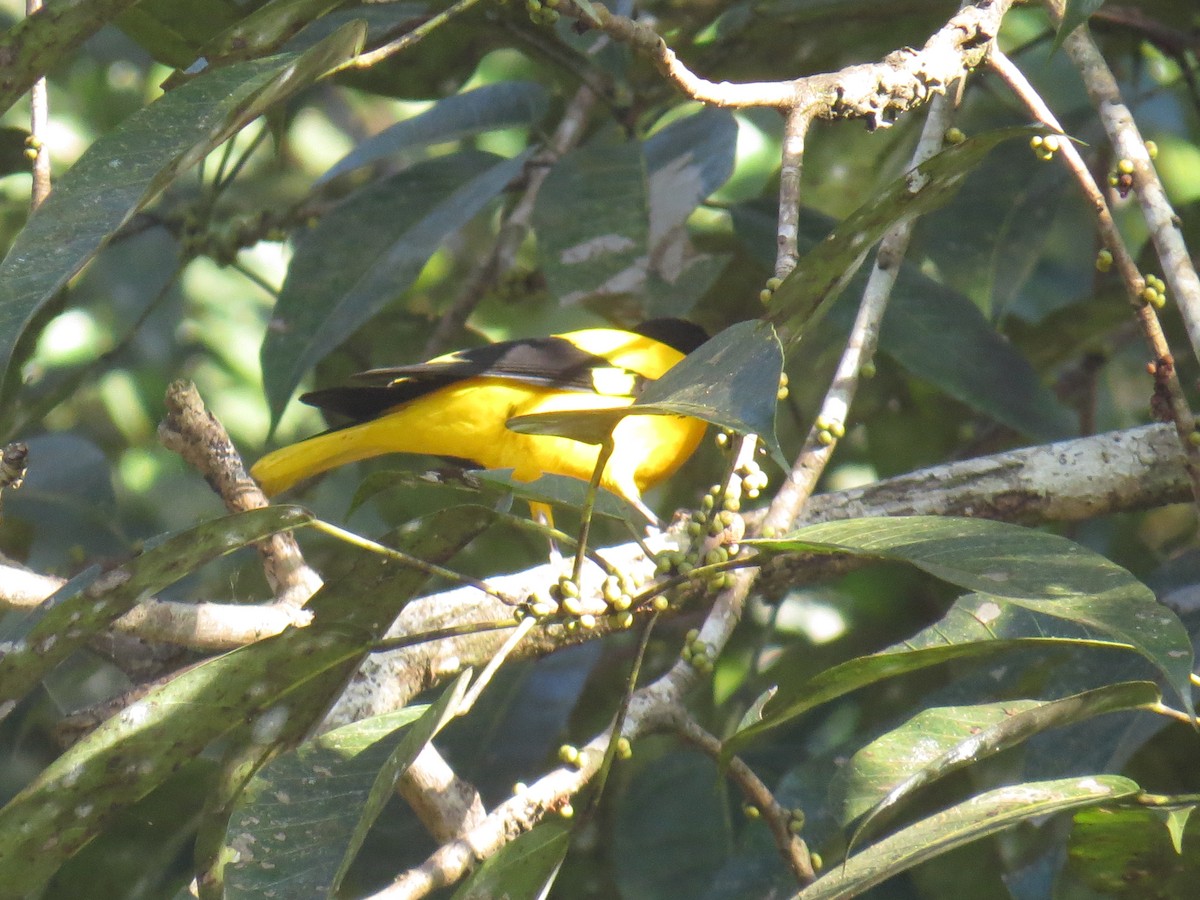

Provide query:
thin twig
left=672, top=712, right=814, bottom=884
left=159, top=381, right=323, bottom=607
left=27, top=0, right=49, bottom=209
left=1049, top=2, right=1200, bottom=371
left=763, top=89, right=960, bottom=536
left=776, top=108, right=812, bottom=278
left=988, top=45, right=1200, bottom=507
left=340, top=0, right=485, bottom=71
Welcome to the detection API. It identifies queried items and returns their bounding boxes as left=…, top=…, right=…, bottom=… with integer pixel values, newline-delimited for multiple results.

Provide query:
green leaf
left=319, top=81, right=549, bottom=184
left=1163, top=806, right=1194, bottom=855
left=0, top=22, right=366, bottom=398
left=225, top=673, right=470, bottom=898
left=642, top=108, right=737, bottom=318
left=836, top=682, right=1159, bottom=846
left=798, top=776, right=1140, bottom=899
left=508, top=320, right=787, bottom=469
left=116, top=0, right=244, bottom=67
left=613, top=751, right=732, bottom=899
left=766, top=126, right=1050, bottom=346
left=1052, top=0, right=1106, bottom=54
left=261, top=149, right=530, bottom=428
left=749, top=517, right=1194, bottom=712
left=732, top=200, right=1070, bottom=439
left=875, top=268, right=1072, bottom=440
left=533, top=135, right=648, bottom=305
left=0, top=0, right=143, bottom=118
left=0, top=507, right=486, bottom=895
left=197, top=0, right=349, bottom=65
left=1068, top=802, right=1200, bottom=896
left=0, top=506, right=311, bottom=715
left=452, top=820, right=571, bottom=900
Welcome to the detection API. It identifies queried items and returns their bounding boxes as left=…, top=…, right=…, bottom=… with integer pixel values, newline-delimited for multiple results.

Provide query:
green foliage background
left=0, top=0, right=1198, bottom=897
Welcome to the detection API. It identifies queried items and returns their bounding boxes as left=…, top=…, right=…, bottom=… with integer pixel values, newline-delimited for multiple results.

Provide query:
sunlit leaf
left=0, top=23, right=366, bottom=397
left=798, top=776, right=1140, bottom=899
left=749, top=517, right=1193, bottom=710
left=726, top=519, right=1193, bottom=758
left=533, top=135, right=648, bottom=306
left=452, top=820, right=570, bottom=900
left=836, top=682, right=1158, bottom=847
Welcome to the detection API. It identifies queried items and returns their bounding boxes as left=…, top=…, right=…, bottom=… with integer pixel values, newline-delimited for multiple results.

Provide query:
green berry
left=1118, top=158, right=1134, bottom=175
left=945, top=127, right=965, bottom=144
left=1095, top=249, right=1113, bottom=272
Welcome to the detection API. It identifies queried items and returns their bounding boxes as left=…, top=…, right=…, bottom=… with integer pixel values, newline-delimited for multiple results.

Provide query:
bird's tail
left=251, top=421, right=399, bottom=497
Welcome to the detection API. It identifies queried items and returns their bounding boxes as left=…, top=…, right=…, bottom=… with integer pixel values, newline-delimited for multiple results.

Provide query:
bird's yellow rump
left=251, top=319, right=709, bottom=520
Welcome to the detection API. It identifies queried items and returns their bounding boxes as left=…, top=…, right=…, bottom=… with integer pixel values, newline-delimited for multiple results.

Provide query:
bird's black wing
left=302, top=336, right=618, bottom=423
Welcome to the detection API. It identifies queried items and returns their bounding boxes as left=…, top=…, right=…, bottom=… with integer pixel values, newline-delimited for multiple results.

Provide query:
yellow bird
left=251, top=319, right=709, bottom=522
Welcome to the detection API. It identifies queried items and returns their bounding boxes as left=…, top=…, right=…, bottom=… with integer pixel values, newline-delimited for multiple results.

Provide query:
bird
left=250, top=318, right=709, bottom=522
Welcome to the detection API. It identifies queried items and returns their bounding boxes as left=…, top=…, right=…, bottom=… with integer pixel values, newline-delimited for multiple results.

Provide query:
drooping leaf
left=225, top=673, right=470, bottom=898
left=726, top=518, right=1193, bottom=759
left=318, top=81, right=550, bottom=185
left=508, top=320, right=787, bottom=468
left=766, top=126, right=1050, bottom=346
left=835, top=682, right=1159, bottom=847
left=452, top=820, right=571, bottom=900
left=798, top=776, right=1140, bottom=899
left=0, top=506, right=311, bottom=718
left=533, top=135, right=649, bottom=305
left=261, top=149, right=530, bottom=428
left=749, top=517, right=1193, bottom=710
left=0, top=23, right=367, bottom=397
left=0, top=507, right=486, bottom=896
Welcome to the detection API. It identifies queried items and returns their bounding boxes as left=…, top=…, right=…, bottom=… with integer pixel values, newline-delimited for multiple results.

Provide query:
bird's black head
left=632, top=318, right=709, bottom=355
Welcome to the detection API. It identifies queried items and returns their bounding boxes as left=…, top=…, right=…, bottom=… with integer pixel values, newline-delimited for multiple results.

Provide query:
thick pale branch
left=324, top=423, right=1187, bottom=725
left=588, top=0, right=1009, bottom=124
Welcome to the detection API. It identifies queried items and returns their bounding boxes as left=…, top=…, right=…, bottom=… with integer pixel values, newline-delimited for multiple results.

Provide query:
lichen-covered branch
left=585, top=0, right=1009, bottom=125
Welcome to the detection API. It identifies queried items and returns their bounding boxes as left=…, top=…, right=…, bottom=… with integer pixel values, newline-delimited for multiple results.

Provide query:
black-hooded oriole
left=251, top=319, right=709, bottom=520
